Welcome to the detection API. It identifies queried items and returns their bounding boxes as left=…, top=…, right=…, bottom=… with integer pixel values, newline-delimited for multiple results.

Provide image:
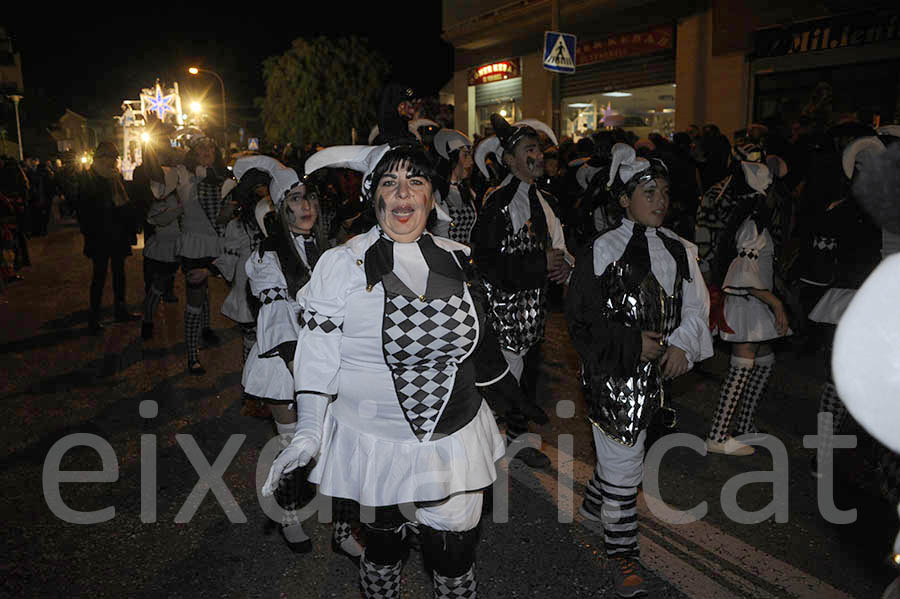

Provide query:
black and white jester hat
left=841, top=136, right=886, bottom=180
left=433, top=129, right=472, bottom=160
left=304, top=144, right=393, bottom=201
left=233, top=155, right=301, bottom=234
left=474, top=113, right=558, bottom=178
left=606, top=143, right=668, bottom=198
left=233, top=155, right=302, bottom=207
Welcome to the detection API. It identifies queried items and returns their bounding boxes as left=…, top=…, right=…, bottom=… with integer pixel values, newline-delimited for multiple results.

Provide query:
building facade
left=442, top=0, right=900, bottom=142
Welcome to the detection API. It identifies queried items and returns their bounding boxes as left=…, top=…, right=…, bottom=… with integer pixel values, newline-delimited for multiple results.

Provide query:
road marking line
left=500, top=442, right=853, bottom=599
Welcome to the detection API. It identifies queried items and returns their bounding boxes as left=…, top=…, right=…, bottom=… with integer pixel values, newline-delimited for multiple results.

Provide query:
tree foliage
left=257, top=36, right=389, bottom=146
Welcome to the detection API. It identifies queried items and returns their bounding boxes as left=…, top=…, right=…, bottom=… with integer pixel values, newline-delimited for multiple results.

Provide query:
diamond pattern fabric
left=382, top=292, right=477, bottom=441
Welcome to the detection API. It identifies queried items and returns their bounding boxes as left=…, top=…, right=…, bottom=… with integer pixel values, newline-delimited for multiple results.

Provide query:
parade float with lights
left=116, top=80, right=202, bottom=180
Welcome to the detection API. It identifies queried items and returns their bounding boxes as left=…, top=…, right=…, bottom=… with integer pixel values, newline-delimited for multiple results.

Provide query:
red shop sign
left=468, top=58, right=522, bottom=86
left=576, top=25, right=674, bottom=66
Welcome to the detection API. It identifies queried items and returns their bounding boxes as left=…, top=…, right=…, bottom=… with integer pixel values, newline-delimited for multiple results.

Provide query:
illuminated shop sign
left=468, top=59, right=521, bottom=86
left=753, top=11, right=900, bottom=59
left=576, top=25, right=674, bottom=66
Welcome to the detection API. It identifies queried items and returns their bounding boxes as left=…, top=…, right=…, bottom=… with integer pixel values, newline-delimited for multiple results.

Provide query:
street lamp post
left=188, top=67, right=227, bottom=146
left=8, top=94, right=24, bottom=161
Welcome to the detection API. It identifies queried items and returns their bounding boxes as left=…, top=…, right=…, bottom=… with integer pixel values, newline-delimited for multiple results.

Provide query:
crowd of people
left=0, top=155, right=82, bottom=289
left=14, top=80, right=900, bottom=597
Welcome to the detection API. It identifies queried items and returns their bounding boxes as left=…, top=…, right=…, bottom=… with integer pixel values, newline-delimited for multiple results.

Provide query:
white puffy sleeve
left=245, top=251, right=299, bottom=354
left=215, top=221, right=245, bottom=283
left=722, top=219, right=767, bottom=295
left=150, top=165, right=182, bottom=200
left=538, top=194, right=574, bottom=265
left=293, top=248, right=349, bottom=397
left=430, top=193, right=452, bottom=238
left=667, top=242, right=714, bottom=369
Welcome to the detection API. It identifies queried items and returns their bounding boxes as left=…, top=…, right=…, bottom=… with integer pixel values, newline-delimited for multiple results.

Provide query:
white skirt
left=808, top=288, right=856, bottom=325
left=719, top=293, right=789, bottom=343
left=176, top=232, right=222, bottom=260
left=241, top=345, right=294, bottom=403
left=309, top=399, right=505, bottom=507
left=143, top=235, right=179, bottom=263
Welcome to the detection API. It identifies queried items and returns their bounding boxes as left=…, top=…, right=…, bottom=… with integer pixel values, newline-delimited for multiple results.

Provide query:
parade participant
left=264, top=138, right=520, bottom=598
left=566, top=143, right=712, bottom=598
left=471, top=113, right=571, bottom=463
left=703, top=144, right=791, bottom=456
left=831, top=139, right=900, bottom=599
left=78, top=141, right=141, bottom=334
left=371, top=84, right=418, bottom=146
left=572, top=131, right=620, bottom=242
left=147, top=137, right=232, bottom=374
left=802, top=136, right=884, bottom=477
left=138, top=164, right=183, bottom=340
left=239, top=156, right=363, bottom=558
left=431, top=128, right=478, bottom=244
left=408, top=118, right=441, bottom=158
left=214, top=158, right=270, bottom=365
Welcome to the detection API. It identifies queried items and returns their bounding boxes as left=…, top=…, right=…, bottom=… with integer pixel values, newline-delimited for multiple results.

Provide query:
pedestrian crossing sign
left=543, top=31, right=577, bottom=73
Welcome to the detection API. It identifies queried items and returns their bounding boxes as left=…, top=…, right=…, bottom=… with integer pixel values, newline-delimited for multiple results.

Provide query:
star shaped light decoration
left=142, top=83, right=176, bottom=121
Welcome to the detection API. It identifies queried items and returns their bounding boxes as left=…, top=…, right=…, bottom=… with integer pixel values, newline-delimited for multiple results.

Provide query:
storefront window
left=562, top=83, right=676, bottom=141
left=754, top=60, right=900, bottom=129
left=476, top=101, right=520, bottom=137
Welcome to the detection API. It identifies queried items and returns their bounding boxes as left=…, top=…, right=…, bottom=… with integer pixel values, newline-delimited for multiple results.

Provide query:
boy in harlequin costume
left=471, top=113, right=573, bottom=464
left=566, top=143, right=713, bottom=598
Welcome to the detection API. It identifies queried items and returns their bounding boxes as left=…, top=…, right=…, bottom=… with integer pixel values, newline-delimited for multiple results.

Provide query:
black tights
left=90, top=254, right=126, bottom=316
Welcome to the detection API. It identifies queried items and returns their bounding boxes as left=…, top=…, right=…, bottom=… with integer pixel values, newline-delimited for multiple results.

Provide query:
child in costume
left=567, top=143, right=713, bottom=598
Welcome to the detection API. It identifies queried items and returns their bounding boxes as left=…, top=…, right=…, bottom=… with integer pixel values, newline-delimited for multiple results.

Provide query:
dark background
left=5, top=9, right=453, bottom=139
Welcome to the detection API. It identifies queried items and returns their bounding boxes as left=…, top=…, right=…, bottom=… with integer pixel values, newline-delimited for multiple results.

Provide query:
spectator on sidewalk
left=76, top=142, right=141, bottom=334
left=0, top=156, right=31, bottom=272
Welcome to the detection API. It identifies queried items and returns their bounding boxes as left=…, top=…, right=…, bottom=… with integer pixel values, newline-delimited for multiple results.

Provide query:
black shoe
left=163, top=293, right=178, bottom=303
left=88, top=320, right=104, bottom=335
left=141, top=322, right=153, bottom=340
left=188, top=360, right=206, bottom=375
left=513, top=446, right=551, bottom=468
left=201, top=328, right=221, bottom=347
left=522, top=401, right=550, bottom=425
left=810, top=455, right=823, bottom=479
left=114, top=308, right=141, bottom=322
left=286, top=538, right=313, bottom=554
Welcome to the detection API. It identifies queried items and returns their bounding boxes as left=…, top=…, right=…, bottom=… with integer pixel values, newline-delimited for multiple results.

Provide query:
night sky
left=7, top=9, right=453, bottom=137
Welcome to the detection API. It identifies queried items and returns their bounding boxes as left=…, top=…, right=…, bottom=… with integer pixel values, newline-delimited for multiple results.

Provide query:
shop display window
left=562, top=83, right=676, bottom=141
left=754, top=59, right=900, bottom=128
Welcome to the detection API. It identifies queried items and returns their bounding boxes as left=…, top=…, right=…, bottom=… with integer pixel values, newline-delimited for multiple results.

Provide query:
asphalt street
left=2, top=227, right=897, bottom=598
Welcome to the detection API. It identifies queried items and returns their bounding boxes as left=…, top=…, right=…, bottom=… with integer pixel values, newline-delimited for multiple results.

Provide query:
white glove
left=261, top=393, right=329, bottom=496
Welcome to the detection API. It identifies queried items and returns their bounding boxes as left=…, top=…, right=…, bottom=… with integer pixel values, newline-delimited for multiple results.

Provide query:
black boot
left=201, top=328, right=221, bottom=347
left=115, top=303, right=141, bottom=322
left=88, top=318, right=104, bottom=335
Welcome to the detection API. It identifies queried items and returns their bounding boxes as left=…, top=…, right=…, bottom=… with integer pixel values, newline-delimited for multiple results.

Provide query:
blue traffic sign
left=543, top=31, right=577, bottom=74
left=248, top=138, right=259, bottom=151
